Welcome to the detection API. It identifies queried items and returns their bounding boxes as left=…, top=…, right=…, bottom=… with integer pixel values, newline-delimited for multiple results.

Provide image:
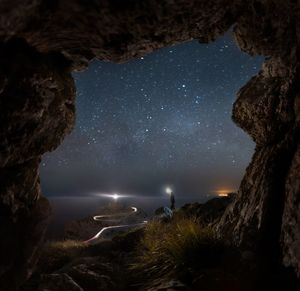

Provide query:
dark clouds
left=40, top=33, right=264, bottom=198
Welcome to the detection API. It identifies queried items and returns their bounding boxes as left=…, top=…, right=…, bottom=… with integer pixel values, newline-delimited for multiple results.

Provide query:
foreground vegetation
left=21, top=197, right=300, bottom=290
left=132, top=215, right=224, bottom=282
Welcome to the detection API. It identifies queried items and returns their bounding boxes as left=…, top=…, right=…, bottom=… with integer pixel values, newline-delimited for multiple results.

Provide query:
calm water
left=46, top=194, right=213, bottom=239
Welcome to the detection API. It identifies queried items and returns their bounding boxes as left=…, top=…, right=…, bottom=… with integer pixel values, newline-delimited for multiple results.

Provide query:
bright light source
left=92, top=192, right=135, bottom=200
left=165, top=187, right=172, bottom=195
left=112, top=193, right=120, bottom=200
left=215, top=189, right=232, bottom=197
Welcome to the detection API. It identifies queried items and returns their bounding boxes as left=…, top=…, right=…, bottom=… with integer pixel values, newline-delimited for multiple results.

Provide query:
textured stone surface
left=0, top=158, right=48, bottom=288
left=282, top=141, right=300, bottom=275
left=232, top=58, right=296, bottom=146
left=217, top=56, right=300, bottom=256
left=0, top=39, right=75, bottom=168
left=38, top=273, right=84, bottom=291
left=0, top=0, right=239, bottom=69
left=0, top=0, right=299, bottom=287
left=233, top=1, right=299, bottom=57
left=217, top=129, right=298, bottom=250
left=0, top=195, right=50, bottom=290
left=0, top=38, right=75, bottom=289
left=36, top=256, right=124, bottom=291
left=60, top=258, right=117, bottom=291
left=146, top=279, right=187, bottom=291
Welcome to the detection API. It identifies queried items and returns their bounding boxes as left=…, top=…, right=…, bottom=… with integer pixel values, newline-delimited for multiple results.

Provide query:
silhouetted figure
left=170, top=191, right=175, bottom=210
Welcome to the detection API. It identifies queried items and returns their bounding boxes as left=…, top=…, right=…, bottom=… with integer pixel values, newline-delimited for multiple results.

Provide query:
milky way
left=40, top=33, right=264, bottom=198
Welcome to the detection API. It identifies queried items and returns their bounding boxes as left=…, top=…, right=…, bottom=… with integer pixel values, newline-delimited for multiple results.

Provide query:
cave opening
left=2, top=1, right=300, bottom=289
left=39, top=33, right=264, bottom=239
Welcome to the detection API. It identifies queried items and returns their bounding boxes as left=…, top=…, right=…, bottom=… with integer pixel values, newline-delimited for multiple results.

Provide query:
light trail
left=84, top=221, right=147, bottom=244
left=93, top=206, right=137, bottom=221
left=84, top=206, right=147, bottom=244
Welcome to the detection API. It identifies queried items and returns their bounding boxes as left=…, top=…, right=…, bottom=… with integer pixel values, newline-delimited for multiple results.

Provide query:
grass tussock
left=132, top=217, right=224, bottom=279
left=37, top=240, right=87, bottom=273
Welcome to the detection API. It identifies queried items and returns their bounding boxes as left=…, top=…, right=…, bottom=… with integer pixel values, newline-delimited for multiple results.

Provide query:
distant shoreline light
left=112, top=193, right=120, bottom=200
left=92, top=192, right=134, bottom=200
left=218, top=193, right=229, bottom=197
left=215, top=188, right=236, bottom=197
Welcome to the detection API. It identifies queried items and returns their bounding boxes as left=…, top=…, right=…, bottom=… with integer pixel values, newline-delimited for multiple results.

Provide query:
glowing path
left=84, top=206, right=147, bottom=244
left=84, top=221, right=147, bottom=244
left=93, top=206, right=138, bottom=221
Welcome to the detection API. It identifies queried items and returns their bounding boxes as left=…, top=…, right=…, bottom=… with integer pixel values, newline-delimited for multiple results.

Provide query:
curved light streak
left=93, top=206, right=137, bottom=221
left=84, top=221, right=147, bottom=244
left=84, top=206, right=147, bottom=244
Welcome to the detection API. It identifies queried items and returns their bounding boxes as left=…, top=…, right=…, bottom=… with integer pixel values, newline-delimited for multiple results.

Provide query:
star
left=41, top=33, right=262, bottom=199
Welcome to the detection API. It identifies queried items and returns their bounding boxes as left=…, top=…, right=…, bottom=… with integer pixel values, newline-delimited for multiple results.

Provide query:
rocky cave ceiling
left=0, top=0, right=300, bottom=289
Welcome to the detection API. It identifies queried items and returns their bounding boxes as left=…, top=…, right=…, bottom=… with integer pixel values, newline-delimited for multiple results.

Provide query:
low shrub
left=132, top=217, right=224, bottom=280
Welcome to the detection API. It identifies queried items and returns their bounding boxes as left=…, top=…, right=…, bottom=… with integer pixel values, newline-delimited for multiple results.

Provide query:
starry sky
left=40, top=33, right=264, bottom=199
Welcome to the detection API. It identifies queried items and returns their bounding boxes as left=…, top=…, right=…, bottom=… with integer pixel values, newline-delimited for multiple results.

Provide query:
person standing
left=170, top=190, right=175, bottom=210
left=166, top=186, right=175, bottom=210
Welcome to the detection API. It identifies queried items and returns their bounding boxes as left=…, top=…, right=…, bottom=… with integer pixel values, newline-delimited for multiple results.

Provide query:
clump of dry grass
left=132, top=217, right=223, bottom=280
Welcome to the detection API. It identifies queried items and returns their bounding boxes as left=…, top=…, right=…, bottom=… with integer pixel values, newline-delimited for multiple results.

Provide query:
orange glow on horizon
left=218, top=193, right=229, bottom=197
left=215, top=188, right=235, bottom=197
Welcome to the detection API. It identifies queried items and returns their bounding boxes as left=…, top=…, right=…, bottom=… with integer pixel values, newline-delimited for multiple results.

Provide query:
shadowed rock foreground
left=0, top=0, right=300, bottom=289
left=20, top=198, right=300, bottom=290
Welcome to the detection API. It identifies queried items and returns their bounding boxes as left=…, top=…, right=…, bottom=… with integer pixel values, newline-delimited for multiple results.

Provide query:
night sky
left=40, top=33, right=264, bottom=199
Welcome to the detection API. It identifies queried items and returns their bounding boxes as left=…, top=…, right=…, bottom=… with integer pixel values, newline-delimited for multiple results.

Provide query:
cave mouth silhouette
left=39, top=35, right=263, bottom=231
left=1, top=1, right=300, bottom=289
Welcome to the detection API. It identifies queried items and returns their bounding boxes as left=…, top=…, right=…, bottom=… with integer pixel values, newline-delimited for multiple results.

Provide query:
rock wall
left=0, top=39, right=75, bottom=290
left=217, top=1, right=300, bottom=273
left=0, top=0, right=239, bottom=69
left=217, top=57, right=300, bottom=252
left=0, top=0, right=299, bottom=288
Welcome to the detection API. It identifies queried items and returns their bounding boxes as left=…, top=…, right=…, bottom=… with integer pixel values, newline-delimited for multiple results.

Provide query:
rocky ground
left=2, top=1, right=300, bottom=288
left=20, top=196, right=300, bottom=291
